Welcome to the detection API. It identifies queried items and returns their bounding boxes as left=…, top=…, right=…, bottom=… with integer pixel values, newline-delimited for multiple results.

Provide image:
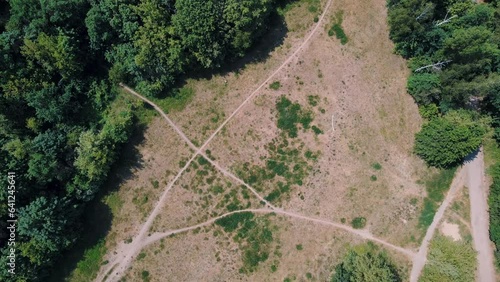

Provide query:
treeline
left=387, top=0, right=500, bottom=264
left=0, top=0, right=279, bottom=280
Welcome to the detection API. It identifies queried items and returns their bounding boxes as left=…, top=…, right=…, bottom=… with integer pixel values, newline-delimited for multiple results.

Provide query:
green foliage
left=370, top=175, right=377, bottom=181
left=407, top=73, right=441, bottom=105
left=420, top=236, right=476, bottom=282
left=217, top=213, right=275, bottom=273
left=419, top=198, right=438, bottom=228
left=307, top=95, right=320, bottom=106
left=70, top=240, right=106, bottom=282
left=215, top=212, right=255, bottom=233
left=351, top=217, right=367, bottom=229
left=270, top=81, right=281, bottom=90
left=328, top=11, right=348, bottom=45
left=415, top=111, right=486, bottom=168
left=296, top=244, right=303, bottom=250
left=312, top=125, right=323, bottom=135
left=331, top=243, right=402, bottom=282
left=17, top=196, right=80, bottom=266
left=371, top=163, right=382, bottom=170
left=488, top=160, right=500, bottom=265
left=418, top=168, right=456, bottom=228
left=425, top=168, right=456, bottom=203
left=276, top=96, right=313, bottom=138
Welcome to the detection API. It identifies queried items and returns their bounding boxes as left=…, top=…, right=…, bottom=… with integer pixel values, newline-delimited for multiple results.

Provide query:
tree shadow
left=48, top=123, right=147, bottom=281
left=180, top=10, right=289, bottom=82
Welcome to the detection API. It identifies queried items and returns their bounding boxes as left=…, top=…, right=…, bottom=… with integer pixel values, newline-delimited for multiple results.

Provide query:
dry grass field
left=91, top=0, right=440, bottom=281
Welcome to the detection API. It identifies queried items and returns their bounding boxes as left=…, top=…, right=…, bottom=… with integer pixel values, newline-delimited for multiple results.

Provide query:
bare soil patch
left=99, top=117, right=193, bottom=251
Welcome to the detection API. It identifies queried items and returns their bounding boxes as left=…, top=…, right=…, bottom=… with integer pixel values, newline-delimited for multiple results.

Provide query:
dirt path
left=466, top=149, right=496, bottom=282
left=119, top=83, right=414, bottom=276
left=142, top=209, right=416, bottom=258
left=96, top=2, right=333, bottom=281
left=409, top=167, right=466, bottom=282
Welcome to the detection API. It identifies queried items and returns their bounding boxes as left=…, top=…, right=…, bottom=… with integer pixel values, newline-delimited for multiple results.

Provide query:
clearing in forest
left=84, top=0, right=448, bottom=281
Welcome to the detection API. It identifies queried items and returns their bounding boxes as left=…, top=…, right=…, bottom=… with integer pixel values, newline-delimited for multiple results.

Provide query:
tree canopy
left=331, top=243, right=402, bottom=282
left=0, top=0, right=280, bottom=280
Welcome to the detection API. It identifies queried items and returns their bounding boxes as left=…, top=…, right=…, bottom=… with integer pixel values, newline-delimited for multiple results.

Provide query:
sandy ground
left=440, top=221, right=461, bottom=241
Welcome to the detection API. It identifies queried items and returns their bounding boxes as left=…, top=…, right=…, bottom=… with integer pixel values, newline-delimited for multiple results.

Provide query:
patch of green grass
left=215, top=212, right=255, bottom=232
left=296, top=244, right=303, bottom=250
left=218, top=215, right=276, bottom=274
left=312, top=125, right=323, bottom=135
left=351, top=217, right=367, bottom=229
left=141, top=270, right=150, bottom=282
left=419, top=198, right=437, bottom=228
left=328, top=11, right=348, bottom=45
left=308, top=5, right=318, bottom=13
left=150, top=179, right=159, bottom=189
left=371, top=162, right=382, bottom=170
left=306, top=272, right=313, bottom=279
left=270, top=81, right=281, bottom=90
left=276, top=96, right=313, bottom=138
left=104, top=192, right=123, bottom=216
left=137, top=252, right=146, bottom=260
left=197, top=156, right=209, bottom=166
left=307, top=95, right=320, bottom=107
left=426, top=168, right=456, bottom=203
left=417, top=168, right=457, bottom=229
left=152, top=86, right=194, bottom=114
left=370, top=175, right=377, bottom=181
left=69, top=240, right=106, bottom=282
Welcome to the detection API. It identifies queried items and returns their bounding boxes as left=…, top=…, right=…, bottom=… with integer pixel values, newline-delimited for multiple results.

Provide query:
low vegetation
left=331, top=243, right=402, bottom=282
left=487, top=143, right=500, bottom=265
left=235, top=96, right=321, bottom=204
left=328, top=11, right=348, bottom=45
left=351, top=217, right=367, bottom=229
left=216, top=213, right=277, bottom=273
left=420, top=236, right=475, bottom=282
left=418, top=168, right=456, bottom=229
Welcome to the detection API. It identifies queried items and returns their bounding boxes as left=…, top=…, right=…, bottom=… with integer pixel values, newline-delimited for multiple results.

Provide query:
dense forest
left=387, top=0, right=500, bottom=263
left=0, top=0, right=279, bottom=280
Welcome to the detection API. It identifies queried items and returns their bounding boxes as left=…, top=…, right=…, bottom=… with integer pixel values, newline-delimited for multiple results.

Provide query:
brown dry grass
left=95, top=0, right=434, bottom=280
left=125, top=213, right=411, bottom=281
left=100, top=117, right=193, bottom=250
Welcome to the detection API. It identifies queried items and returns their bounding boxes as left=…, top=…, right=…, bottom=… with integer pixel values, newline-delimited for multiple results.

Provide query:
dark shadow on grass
left=48, top=122, right=147, bottom=282
left=176, top=11, right=289, bottom=84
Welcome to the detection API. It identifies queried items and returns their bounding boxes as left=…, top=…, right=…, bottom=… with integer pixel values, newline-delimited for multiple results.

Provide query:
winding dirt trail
left=96, top=2, right=333, bottom=281
left=142, top=209, right=415, bottom=257
left=409, top=167, right=466, bottom=282
left=466, top=149, right=495, bottom=282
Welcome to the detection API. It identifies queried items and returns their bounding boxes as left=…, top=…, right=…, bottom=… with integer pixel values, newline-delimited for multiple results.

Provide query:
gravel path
left=467, top=149, right=496, bottom=282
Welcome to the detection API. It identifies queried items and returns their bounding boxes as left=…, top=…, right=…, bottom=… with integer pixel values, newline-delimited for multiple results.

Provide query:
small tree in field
left=414, top=110, right=486, bottom=168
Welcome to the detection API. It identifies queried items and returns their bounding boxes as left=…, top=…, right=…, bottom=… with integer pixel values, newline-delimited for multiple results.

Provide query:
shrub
left=370, top=175, right=377, bottom=181
left=414, top=111, right=485, bottom=168
left=331, top=243, right=402, bottom=282
left=351, top=217, right=366, bottom=229
left=371, top=162, right=382, bottom=170
left=420, top=236, right=475, bottom=282
left=312, top=125, right=323, bottom=135
left=270, top=81, right=281, bottom=90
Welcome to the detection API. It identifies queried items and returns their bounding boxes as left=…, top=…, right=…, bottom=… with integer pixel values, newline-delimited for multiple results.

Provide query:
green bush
left=351, top=217, right=366, bottom=229
left=270, top=81, right=281, bottom=90
left=420, top=236, right=476, bottom=282
left=414, top=111, right=485, bottom=168
left=331, top=243, right=402, bottom=282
